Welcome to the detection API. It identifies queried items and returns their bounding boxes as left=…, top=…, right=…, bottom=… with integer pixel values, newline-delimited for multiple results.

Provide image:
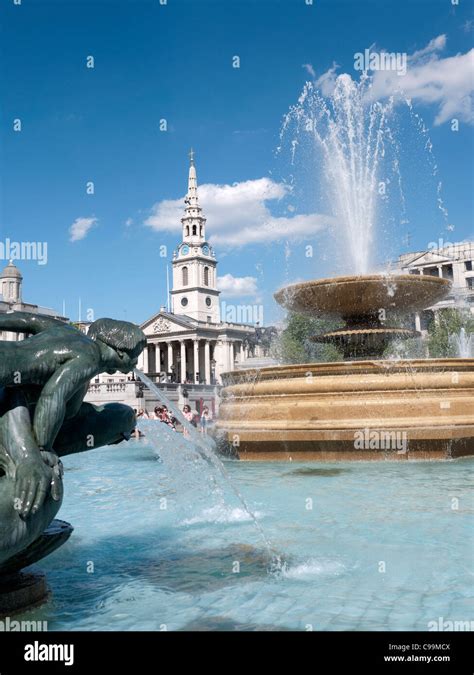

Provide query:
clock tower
left=171, top=151, right=220, bottom=323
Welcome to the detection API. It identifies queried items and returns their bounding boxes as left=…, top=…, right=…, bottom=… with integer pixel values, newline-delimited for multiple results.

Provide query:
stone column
left=156, top=344, right=162, bottom=374
left=193, top=340, right=200, bottom=383
left=224, top=340, right=232, bottom=372
left=415, top=313, right=421, bottom=332
left=180, top=340, right=187, bottom=383
left=142, top=344, right=149, bottom=374
left=204, top=340, right=211, bottom=384
left=149, top=344, right=156, bottom=374
left=167, top=342, right=173, bottom=376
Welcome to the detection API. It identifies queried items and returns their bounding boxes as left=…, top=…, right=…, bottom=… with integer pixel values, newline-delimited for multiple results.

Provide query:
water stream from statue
left=133, top=369, right=281, bottom=568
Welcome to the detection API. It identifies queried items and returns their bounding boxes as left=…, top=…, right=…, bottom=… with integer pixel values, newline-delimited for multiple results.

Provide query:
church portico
left=138, top=329, right=220, bottom=385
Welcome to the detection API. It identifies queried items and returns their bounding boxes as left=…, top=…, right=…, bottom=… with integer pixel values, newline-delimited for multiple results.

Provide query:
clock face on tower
left=202, top=245, right=210, bottom=256
left=181, top=245, right=189, bottom=256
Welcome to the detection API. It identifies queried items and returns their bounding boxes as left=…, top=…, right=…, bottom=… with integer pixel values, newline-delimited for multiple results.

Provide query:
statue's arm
left=64, top=382, right=90, bottom=419
left=0, top=312, right=66, bottom=335
left=0, top=389, right=61, bottom=517
left=33, top=358, right=97, bottom=451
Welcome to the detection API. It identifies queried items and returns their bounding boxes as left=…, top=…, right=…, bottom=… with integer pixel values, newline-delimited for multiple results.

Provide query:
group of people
left=134, top=403, right=213, bottom=438
left=135, top=405, right=176, bottom=430
left=182, top=404, right=212, bottom=436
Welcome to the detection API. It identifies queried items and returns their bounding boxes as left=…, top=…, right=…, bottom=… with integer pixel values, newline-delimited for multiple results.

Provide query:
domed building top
left=1, top=260, right=23, bottom=279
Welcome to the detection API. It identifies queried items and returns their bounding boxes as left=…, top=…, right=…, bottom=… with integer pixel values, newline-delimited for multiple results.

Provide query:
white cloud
left=144, top=177, right=332, bottom=247
left=302, top=63, right=316, bottom=78
left=369, top=35, right=474, bottom=125
left=314, top=35, right=473, bottom=126
left=410, top=34, right=447, bottom=60
left=217, top=273, right=258, bottom=297
left=69, top=217, right=97, bottom=242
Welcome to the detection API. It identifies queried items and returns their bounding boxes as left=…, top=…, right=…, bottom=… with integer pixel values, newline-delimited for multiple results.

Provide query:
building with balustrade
left=398, top=241, right=474, bottom=332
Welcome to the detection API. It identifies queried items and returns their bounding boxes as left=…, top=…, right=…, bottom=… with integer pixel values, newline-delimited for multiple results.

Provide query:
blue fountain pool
left=21, top=433, right=474, bottom=632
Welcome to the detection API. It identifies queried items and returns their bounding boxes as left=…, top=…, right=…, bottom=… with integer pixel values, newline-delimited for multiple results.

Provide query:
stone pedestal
left=0, top=519, right=73, bottom=616
left=0, top=571, right=48, bottom=617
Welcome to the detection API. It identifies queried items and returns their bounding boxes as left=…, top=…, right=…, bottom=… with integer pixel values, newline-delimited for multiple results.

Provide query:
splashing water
left=133, top=370, right=283, bottom=571
left=452, top=328, right=473, bottom=358
left=280, top=73, right=395, bottom=274
left=279, top=71, right=448, bottom=275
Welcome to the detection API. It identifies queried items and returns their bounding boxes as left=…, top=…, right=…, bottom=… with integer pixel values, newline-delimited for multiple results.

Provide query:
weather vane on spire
left=189, top=147, right=195, bottom=165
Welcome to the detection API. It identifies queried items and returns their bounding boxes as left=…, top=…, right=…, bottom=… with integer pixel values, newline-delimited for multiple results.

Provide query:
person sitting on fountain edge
left=0, top=312, right=146, bottom=516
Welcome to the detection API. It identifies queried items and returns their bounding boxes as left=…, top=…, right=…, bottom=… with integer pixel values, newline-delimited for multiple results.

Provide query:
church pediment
left=403, top=250, right=453, bottom=267
left=141, top=311, right=196, bottom=336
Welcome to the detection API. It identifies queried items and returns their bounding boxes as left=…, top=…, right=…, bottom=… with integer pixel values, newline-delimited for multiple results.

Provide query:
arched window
left=182, top=266, right=188, bottom=286
left=204, top=266, right=209, bottom=286
left=185, top=225, right=189, bottom=237
left=192, top=225, right=197, bottom=236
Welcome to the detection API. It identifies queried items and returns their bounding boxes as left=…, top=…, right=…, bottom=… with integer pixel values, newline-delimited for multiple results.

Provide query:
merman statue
left=0, top=312, right=146, bottom=609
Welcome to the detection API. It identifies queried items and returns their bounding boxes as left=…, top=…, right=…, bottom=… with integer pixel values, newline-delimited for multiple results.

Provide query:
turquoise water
left=23, top=434, right=473, bottom=631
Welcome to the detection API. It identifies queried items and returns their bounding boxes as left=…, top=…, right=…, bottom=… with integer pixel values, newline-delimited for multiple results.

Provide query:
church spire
left=186, top=148, right=198, bottom=205
left=182, top=149, right=206, bottom=243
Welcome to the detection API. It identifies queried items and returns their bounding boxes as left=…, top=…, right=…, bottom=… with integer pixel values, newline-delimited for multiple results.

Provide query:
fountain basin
left=216, top=359, right=474, bottom=461
left=274, top=274, right=451, bottom=318
left=274, top=274, right=452, bottom=360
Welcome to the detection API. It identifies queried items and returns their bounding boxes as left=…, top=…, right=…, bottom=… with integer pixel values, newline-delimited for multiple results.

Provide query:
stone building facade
left=398, top=241, right=474, bottom=331
left=0, top=260, right=67, bottom=340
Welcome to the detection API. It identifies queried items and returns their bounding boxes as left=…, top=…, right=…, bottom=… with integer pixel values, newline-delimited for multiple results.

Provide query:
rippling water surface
left=20, top=435, right=473, bottom=632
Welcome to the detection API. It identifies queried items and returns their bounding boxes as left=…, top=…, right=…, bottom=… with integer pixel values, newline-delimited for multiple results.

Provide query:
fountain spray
left=134, top=369, right=282, bottom=568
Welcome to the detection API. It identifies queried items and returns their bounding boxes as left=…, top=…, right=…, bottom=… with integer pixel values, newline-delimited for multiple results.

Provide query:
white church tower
left=171, top=150, right=220, bottom=323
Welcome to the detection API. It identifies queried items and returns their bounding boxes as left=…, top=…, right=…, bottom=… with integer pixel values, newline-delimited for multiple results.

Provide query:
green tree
left=427, top=308, right=474, bottom=358
left=272, top=312, right=343, bottom=364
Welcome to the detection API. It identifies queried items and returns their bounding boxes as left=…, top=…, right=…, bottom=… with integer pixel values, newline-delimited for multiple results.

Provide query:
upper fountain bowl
left=274, top=274, right=451, bottom=318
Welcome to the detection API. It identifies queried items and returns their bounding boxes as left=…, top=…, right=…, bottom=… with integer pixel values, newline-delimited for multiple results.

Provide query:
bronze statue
left=0, top=312, right=145, bottom=580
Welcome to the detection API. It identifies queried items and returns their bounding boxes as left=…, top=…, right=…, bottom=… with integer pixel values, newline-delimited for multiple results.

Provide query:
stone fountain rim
left=274, top=273, right=451, bottom=298
left=274, top=273, right=451, bottom=320
left=220, top=357, right=474, bottom=381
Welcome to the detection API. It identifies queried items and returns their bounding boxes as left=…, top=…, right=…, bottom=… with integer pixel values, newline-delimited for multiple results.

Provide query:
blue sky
left=1, top=0, right=473, bottom=325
